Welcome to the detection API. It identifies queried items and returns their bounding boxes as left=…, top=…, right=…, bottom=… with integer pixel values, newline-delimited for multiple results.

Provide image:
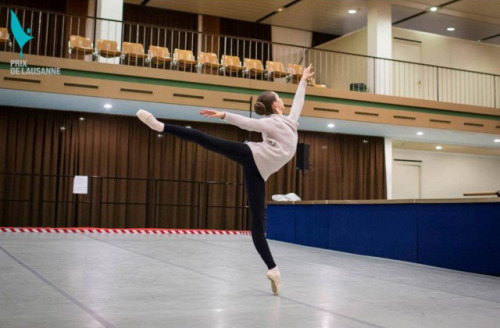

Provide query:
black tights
left=162, top=123, right=277, bottom=270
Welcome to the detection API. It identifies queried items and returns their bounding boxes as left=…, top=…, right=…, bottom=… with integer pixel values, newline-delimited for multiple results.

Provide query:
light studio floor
left=0, top=232, right=499, bottom=328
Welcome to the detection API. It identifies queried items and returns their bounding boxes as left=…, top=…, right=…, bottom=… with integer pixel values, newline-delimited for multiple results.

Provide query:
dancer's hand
left=200, top=109, right=225, bottom=119
left=301, top=64, right=314, bottom=82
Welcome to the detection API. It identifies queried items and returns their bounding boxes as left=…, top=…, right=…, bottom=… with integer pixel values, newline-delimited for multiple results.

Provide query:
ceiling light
left=348, top=9, right=357, bottom=14
left=416, top=131, right=424, bottom=136
left=60, top=126, right=66, bottom=131
left=327, top=123, right=335, bottom=128
left=436, top=145, right=442, bottom=150
left=447, top=27, right=455, bottom=32
left=104, top=103, right=112, bottom=109
left=277, top=8, right=283, bottom=12
left=430, top=6, right=438, bottom=12
left=157, top=133, right=163, bottom=138
left=494, top=139, right=500, bottom=143
left=79, top=117, right=85, bottom=121
left=363, top=140, right=369, bottom=144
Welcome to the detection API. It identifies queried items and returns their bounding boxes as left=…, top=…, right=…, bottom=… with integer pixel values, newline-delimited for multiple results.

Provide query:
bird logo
left=10, top=9, right=34, bottom=58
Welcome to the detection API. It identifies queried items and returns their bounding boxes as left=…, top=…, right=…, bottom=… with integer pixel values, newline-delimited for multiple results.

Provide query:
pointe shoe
left=136, top=109, right=164, bottom=132
left=266, top=267, right=281, bottom=295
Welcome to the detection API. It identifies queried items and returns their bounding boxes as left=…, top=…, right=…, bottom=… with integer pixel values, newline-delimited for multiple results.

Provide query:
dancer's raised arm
left=288, top=64, right=314, bottom=123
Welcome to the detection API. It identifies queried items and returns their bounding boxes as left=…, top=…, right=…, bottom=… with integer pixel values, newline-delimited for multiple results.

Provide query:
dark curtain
left=122, top=4, right=198, bottom=55
left=219, top=18, right=272, bottom=64
left=0, top=106, right=386, bottom=229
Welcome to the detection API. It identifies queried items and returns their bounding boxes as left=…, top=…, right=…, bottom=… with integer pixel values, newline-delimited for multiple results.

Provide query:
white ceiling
left=124, top=0, right=500, bottom=45
left=1, top=89, right=499, bottom=155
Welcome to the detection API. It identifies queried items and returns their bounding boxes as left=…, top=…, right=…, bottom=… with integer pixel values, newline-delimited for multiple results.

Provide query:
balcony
left=1, top=5, right=500, bottom=144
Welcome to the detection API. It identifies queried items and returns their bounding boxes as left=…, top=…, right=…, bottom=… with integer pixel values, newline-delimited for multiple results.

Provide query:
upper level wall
left=1, top=52, right=499, bottom=137
left=318, top=27, right=500, bottom=75
left=316, top=28, right=368, bottom=56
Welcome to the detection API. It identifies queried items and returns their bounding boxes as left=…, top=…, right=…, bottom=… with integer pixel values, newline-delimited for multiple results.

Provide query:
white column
left=197, top=15, right=203, bottom=57
left=384, top=137, right=393, bottom=199
left=96, top=0, right=124, bottom=64
left=86, top=0, right=96, bottom=40
left=367, top=0, right=392, bottom=95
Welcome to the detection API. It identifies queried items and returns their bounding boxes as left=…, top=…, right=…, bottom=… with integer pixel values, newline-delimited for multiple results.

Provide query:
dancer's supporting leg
left=137, top=110, right=280, bottom=293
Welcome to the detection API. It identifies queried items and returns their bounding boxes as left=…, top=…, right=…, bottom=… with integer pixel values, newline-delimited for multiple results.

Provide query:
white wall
left=271, top=26, right=311, bottom=48
left=318, top=27, right=500, bottom=75
left=316, top=27, right=500, bottom=103
left=393, top=28, right=500, bottom=75
left=393, top=149, right=500, bottom=199
left=316, top=28, right=367, bottom=55
left=311, top=28, right=369, bottom=90
left=271, top=26, right=311, bottom=68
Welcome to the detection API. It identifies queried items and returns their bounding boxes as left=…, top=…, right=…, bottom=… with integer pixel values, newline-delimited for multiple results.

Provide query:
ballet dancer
left=137, top=64, right=314, bottom=295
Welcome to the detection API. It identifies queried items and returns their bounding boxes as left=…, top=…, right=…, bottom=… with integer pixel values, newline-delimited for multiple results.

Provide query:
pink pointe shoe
left=136, top=109, right=164, bottom=132
left=266, top=267, right=281, bottom=295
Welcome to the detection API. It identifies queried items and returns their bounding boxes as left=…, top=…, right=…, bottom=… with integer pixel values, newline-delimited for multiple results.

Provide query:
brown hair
left=253, top=91, right=276, bottom=116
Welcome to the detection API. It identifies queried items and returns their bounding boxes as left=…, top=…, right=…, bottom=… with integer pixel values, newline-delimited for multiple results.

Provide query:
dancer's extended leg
left=137, top=109, right=280, bottom=294
left=137, top=109, right=249, bottom=164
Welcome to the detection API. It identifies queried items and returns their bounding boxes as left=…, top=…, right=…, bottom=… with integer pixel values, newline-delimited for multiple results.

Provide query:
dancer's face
left=272, top=92, right=283, bottom=114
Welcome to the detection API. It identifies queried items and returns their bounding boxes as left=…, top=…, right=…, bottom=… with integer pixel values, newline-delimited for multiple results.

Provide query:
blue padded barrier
left=417, top=203, right=500, bottom=274
left=328, top=204, right=418, bottom=262
left=295, top=205, right=330, bottom=248
left=267, top=201, right=500, bottom=275
left=266, top=205, right=296, bottom=243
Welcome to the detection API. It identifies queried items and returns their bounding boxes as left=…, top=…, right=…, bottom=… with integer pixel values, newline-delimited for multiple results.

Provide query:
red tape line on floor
left=0, top=227, right=251, bottom=235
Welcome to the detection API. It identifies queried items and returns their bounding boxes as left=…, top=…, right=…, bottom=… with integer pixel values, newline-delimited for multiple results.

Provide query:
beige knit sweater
left=223, top=81, right=306, bottom=181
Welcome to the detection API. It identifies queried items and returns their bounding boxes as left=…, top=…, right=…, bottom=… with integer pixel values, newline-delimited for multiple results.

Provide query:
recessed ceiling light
left=447, top=27, right=455, bottom=32
left=104, top=104, right=112, bottom=109
left=348, top=9, right=357, bottom=14
left=416, top=131, right=424, bottom=136
left=327, top=123, right=335, bottom=128
left=277, top=8, right=283, bottom=12
left=430, top=6, right=438, bottom=12
left=436, top=145, right=442, bottom=150
left=79, top=117, right=85, bottom=121
left=494, top=138, right=500, bottom=143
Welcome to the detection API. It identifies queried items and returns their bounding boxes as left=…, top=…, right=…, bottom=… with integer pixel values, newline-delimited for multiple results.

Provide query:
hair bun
left=254, top=101, right=266, bottom=115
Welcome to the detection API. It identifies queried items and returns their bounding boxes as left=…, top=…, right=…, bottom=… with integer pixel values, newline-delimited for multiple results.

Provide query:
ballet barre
left=463, top=190, right=500, bottom=197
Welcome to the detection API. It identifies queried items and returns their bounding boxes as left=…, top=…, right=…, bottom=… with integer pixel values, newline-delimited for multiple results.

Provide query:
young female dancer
left=137, top=64, right=314, bottom=295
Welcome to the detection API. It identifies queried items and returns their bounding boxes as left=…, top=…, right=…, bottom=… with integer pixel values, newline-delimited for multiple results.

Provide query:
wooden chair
left=287, top=64, right=303, bottom=84
left=198, top=52, right=221, bottom=75
left=309, top=78, right=327, bottom=88
left=95, top=39, right=121, bottom=58
left=173, top=49, right=197, bottom=72
left=68, top=35, right=92, bottom=60
left=265, top=61, right=288, bottom=80
left=244, top=58, right=267, bottom=79
left=122, top=42, right=146, bottom=66
left=221, top=55, right=244, bottom=77
left=148, top=46, right=171, bottom=69
left=0, top=27, right=12, bottom=50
